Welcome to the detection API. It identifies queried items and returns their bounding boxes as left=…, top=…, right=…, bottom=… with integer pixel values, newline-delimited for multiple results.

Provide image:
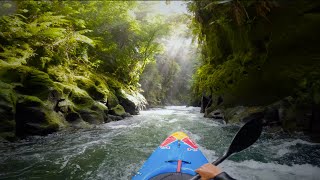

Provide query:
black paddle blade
left=227, top=118, right=263, bottom=155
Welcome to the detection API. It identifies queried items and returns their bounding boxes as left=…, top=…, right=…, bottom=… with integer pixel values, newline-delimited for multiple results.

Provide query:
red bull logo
left=159, top=132, right=198, bottom=151
left=160, top=136, right=176, bottom=149
left=182, top=137, right=198, bottom=151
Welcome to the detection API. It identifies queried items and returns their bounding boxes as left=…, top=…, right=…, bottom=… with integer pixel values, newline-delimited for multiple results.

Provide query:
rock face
left=205, top=109, right=224, bottom=120
left=15, top=96, right=65, bottom=137
left=203, top=96, right=320, bottom=141
left=192, top=0, right=320, bottom=140
left=0, top=82, right=16, bottom=141
left=109, top=104, right=126, bottom=117
left=0, top=64, right=147, bottom=141
left=116, top=89, right=147, bottom=115
left=200, top=94, right=211, bottom=113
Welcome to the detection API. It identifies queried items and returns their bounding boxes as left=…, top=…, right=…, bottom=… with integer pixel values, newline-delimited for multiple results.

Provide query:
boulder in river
left=205, top=109, right=224, bottom=120
left=116, top=89, right=147, bottom=115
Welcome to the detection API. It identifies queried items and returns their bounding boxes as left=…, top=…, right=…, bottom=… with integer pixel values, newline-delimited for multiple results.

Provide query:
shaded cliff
left=189, top=0, right=320, bottom=139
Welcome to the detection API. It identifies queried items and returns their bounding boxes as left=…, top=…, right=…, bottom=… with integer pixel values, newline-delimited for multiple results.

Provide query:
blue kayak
left=132, top=132, right=208, bottom=180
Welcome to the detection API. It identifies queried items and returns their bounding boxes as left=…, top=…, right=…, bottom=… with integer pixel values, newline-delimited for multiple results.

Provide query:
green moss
left=17, top=95, right=44, bottom=107
left=110, top=104, right=125, bottom=117
left=0, top=132, right=16, bottom=141
left=47, top=65, right=74, bottom=83
left=77, top=109, right=105, bottom=124
left=191, top=1, right=320, bottom=109
left=69, top=87, right=94, bottom=108
left=75, top=76, right=103, bottom=100
left=15, top=95, right=66, bottom=137
left=0, top=81, right=17, bottom=139
left=91, top=101, right=108, bottom=111
left=44, top=109, right=67, bottom=128
left=22, top=69, right=55, bottom=100
left=54, top=82, right=108, bottom=125
left=54, top=82, right=94, bottom=109
left=0, top=65, right=58, bottom=100
left=0, top=64, right=22, bottom=83
left=224, top=106, right=264, bottom=123
left=107, top=92, right=119, bottom=108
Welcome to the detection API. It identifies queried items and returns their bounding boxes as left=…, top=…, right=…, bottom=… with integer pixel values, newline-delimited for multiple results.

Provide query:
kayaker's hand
left=195, top=163, right=222, bottom=180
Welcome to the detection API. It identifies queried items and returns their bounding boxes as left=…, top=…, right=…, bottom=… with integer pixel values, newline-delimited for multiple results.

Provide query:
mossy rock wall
left=0, top=63, right=147, bottom=140
left=0, top=65, right=58, bottom=101
left=194, top=0, right=320, bottom=106
left=0, top=81, right=16, bottom=140
left=221, top=1, right=320, bottom=107
left=194, top=1, right=320, bottom=136
left=15, top=95, right=66, bottom=137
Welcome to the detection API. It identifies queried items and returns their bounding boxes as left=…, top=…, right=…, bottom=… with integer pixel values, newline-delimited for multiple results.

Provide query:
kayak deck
left=133, top=132, right=208, bottom=180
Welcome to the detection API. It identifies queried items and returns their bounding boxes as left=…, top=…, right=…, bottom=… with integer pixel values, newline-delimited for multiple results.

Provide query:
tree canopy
left=0, top=1, right=172, bottom=89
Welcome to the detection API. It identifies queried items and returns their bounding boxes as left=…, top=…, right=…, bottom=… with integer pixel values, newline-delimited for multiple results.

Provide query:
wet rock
left=69, top=87, right=95, bottom=108
left=75, top=76, right=108, bottom=101
left=15, top=96, right=65, bottom=137
left=118, top=95, right=138, bottom=115
left=204, top=95, right=224, bottom=116
left=107, top=92, right=119, bottom=109
left=22, top=68, right=56, bottom=100
left=117, top=90, right=147, bottom=115
left=224, top=106, right=265, bottom=123
left=122, top=112, right=133, bottom=118
left=66, top=112, right=81, bottom=122
left=311, top=103, right=320, bottom=141
left=264, top=106, right=280, bottom=125
left=242, top=112, right=264, bottom=123
left=107, top=114, right=124, bottom=121
left=0, top=82, right=16, bottom=141
left=200, top=94, right=211, bottom=113
left=205, top=109, right=224, bottom=120
left=55, top=99, right=69, bottom=113
left=78, top=109, right=104, bottom=124
left=109, top=104, right=126, bottom=117
left=91, top=101, right=108, bottom=113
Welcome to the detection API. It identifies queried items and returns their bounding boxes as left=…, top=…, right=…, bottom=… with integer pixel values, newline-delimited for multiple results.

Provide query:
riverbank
left=0, top=63, right=147, bottom=142
left=200, top=95, right=320, bottom=142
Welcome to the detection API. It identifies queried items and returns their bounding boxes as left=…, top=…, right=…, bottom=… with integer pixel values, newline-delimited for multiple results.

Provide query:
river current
left=0, top=106, right=320, bottom=180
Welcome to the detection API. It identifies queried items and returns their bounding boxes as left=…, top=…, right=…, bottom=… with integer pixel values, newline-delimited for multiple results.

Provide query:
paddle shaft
left=190, top=118, right=263, bottom=180
left=190, top=154, right=228, bottom=180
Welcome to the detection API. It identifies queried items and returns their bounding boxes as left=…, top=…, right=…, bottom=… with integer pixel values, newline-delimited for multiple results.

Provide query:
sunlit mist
left=138, top=1, right=199, bottom=105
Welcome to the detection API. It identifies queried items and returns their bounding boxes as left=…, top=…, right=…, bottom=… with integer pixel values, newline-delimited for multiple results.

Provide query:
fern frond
left=0, top=43, right=34, bottom=65
left=74, top=33, right=95, bottom=47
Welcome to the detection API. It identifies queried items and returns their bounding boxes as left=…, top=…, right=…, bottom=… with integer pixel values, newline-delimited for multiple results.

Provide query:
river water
left=0, top=106, right=320, bottom=180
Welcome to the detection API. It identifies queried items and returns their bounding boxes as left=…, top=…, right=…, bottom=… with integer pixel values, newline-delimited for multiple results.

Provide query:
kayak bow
left=133, top=132, right=208, bottom=180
